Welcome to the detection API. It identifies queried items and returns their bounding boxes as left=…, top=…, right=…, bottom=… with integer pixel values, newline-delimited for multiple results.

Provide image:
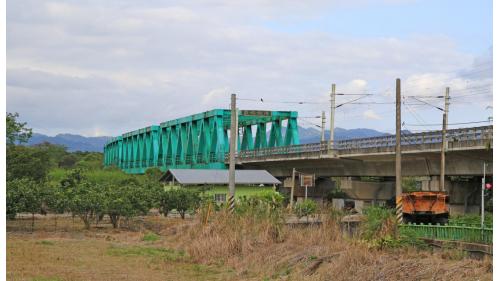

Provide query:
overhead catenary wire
left=409, top=96, right=444, bottom=111
left=298, top=117, right=322, bottom=128
left=404, top=120, right=493, bottom=127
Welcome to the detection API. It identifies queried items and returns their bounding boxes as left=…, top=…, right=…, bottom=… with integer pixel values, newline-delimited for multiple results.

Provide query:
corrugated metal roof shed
left=161, top=169, right=281, bottom=185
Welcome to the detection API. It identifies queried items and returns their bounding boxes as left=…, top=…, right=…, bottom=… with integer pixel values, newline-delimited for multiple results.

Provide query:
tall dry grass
left=175, top=205, right=492, bottom=281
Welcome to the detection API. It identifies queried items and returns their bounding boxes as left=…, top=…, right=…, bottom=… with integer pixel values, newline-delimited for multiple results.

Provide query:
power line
left=336, top=95, right=370, bottom=108
left=409, top=96, right=444, bottom=111
left=237, top=98, right=325, bottom=105
left=298, top=117, right=321, bottom=128
left=404, top=120, right=492, bottom=126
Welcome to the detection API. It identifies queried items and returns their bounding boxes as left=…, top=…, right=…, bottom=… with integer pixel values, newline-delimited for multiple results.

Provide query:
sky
left=6, top=0, right=493, bottom=137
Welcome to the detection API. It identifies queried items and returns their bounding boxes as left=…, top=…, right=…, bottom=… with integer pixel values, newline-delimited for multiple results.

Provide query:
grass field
left=7, top=216, right=235, bottom=281
left=7, top=214, right=493, bottom=281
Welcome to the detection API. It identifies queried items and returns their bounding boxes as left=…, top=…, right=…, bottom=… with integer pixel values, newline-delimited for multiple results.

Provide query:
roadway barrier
left=399, top=223, right=493, bottom=245
left=236, top=125, right=492, bottom=160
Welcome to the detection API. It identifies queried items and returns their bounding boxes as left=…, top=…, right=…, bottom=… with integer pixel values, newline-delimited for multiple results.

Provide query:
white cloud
left=203, top=87, right=231, bottom=105
left=6, top=0, right=492, bottom=136
left=363, top=109, right=382, bottom=120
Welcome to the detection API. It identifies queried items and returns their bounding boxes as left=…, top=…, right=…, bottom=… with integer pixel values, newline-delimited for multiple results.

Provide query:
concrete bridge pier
left=419, top=176, right=482, bottom=214
left=286, top=176, right=484, bottom=215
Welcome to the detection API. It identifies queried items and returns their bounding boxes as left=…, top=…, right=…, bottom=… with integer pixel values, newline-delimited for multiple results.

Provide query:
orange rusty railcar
left=402, top=191, right=449, bottom=224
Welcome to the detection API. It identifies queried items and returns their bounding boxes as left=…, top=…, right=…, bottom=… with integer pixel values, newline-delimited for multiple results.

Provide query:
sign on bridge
left=240, top=110, right=272, bottom=117
left=300, top=174, right=315, bottom=187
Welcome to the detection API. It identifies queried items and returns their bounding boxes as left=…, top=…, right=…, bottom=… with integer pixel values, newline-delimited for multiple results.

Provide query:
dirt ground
left=6, top=214, right=493, bottom=281
left=7, top=216, right=236, bottom=281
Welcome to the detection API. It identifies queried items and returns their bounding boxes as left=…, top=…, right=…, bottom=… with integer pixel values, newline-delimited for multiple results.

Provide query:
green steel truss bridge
left=104, top=109, right=299, bottom=174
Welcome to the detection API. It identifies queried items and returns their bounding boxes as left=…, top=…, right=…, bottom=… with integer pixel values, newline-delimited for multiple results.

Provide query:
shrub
left=293, top=199, right=318, bottom=222
left=6, top=178, right=49, bottom=231
left=66, top=180, right=106, bottom=229
left=360, top=206, right=395, bottom=240
left=158, top=188, right=201, bottom=219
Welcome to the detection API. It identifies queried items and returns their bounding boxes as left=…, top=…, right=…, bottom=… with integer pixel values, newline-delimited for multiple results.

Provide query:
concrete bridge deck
left=234, top=126, right=493, bottom=177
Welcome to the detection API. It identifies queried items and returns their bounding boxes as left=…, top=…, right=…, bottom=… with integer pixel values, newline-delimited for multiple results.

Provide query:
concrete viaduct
left=235, top=125, right=493, bottom=177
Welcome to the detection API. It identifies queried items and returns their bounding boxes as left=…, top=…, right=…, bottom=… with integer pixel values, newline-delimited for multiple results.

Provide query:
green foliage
left=158, top=188, right=201, bottom=219
left=449, top=213, right=493, bottom=227
left=142, top=232, right=160, bottom=242
left=32, top=142, right=68, bottom=169
left=64, top=177, right=106, bottom=229
left=402, top=177, right=420, bottom=192
left=7, top=178, right=47, bottom=215
left=159, top=188, right=177, bottom=217
left=60, top=169, right=84, bottom=189
left=83, top=169, right=133, bottom=185
left=361, top=206, right=429, bottom=249
left=75, top=152, right=103, bottom=170
left=360, top=206, right=395, bottom=240
left=236, top=190, right=284, bottom=216
left=7, top=145, right=51, bottom=182
left=293, top=199, right=318, bottom=221
left=327, top=188, right=346, bottom=199
left=144, top=167, right=163, bottom=182
left=47, top=168, right=70, bottom=185
left=58, top=153, right=79, bottom=168
left=104, top=180, right=153, bottom=228
left=239, top=190, right=284, bottom=209
left=6, top=112, right=32, bottom=145
left=6, top=178, right=49, bottom=230
left=173, top=188, right=201, bottom=219
left=45, top=183, right=68, bottom=215
left=107, top=245, right=185, bottom=261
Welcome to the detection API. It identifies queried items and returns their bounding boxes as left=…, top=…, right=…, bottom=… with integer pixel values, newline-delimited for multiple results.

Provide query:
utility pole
left=395, top=78, right=403, bottom=224
left=440, top=114, right=446, bottom=192
left=481, top=162, right=486, bottom=229
left=321, top=111, right=326, bottom=142
left=290, top=168, right=296, bottom=208
left=444, top=87, right=450, bottom=151
left=228, top=94, right=236, bottom=213
left=329, top=84, right=336, bottom=151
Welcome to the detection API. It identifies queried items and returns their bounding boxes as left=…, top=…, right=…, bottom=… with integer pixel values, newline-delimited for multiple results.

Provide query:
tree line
left=6, top=112, right=203, bottom=231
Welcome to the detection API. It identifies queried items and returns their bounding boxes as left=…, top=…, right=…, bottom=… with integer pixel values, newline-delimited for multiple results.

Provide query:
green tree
left=141, top=169, right=164, bottom=210
left=65, top=180, right=106, bottom=230
left=58, top=153, right=79, bottom=168
left=33, top=142, right=68, bottom=169
left=159, top=189, right=177, bottom=217
left=6, top=178, right=47, bottom=231
left=45, top=184, right=69, bottom=230
left=104, top=180, right=154, bottom=228
left=76, top=152, right=103, bottom=170
left=6, top=112, right=32, bottom=145
left=144, top=167, right=163, bottom=182
left=7, top=145, right=51, bottom=182
left=104, top=184, right=130, bottom=228
left=6, top=180, right=22, bottom=219
left=174, top=188, right=201, bottom=219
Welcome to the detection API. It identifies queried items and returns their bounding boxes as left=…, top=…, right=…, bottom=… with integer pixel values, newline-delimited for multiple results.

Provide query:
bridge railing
left=335, top=125, right=493, bottom=150
left=235, top=125, right=492, bottom=160
left=399, top=223, right=493, bottom=244
left=236, top=142, right=328, bottom=159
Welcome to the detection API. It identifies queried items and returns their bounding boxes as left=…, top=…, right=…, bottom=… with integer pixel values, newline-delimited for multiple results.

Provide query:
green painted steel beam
left=103, top=109, right=299, bottom=174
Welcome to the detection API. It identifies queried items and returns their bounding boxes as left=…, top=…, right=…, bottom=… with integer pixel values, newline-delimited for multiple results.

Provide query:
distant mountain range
left=27, top=126, right=394, bottom=152
left=27, top=133, right=112, bottom=152
left=298, top=127, right=390, bottom=144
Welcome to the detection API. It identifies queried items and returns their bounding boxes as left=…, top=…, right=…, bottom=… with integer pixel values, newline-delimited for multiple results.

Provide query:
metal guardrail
left=235, top=125, right=492, bottom=160
left=399, top=223, right=493, bottom=244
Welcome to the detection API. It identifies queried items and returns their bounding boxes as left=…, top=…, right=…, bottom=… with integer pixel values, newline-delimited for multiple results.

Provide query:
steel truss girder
left=104, top=109, right=299, bottom=174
